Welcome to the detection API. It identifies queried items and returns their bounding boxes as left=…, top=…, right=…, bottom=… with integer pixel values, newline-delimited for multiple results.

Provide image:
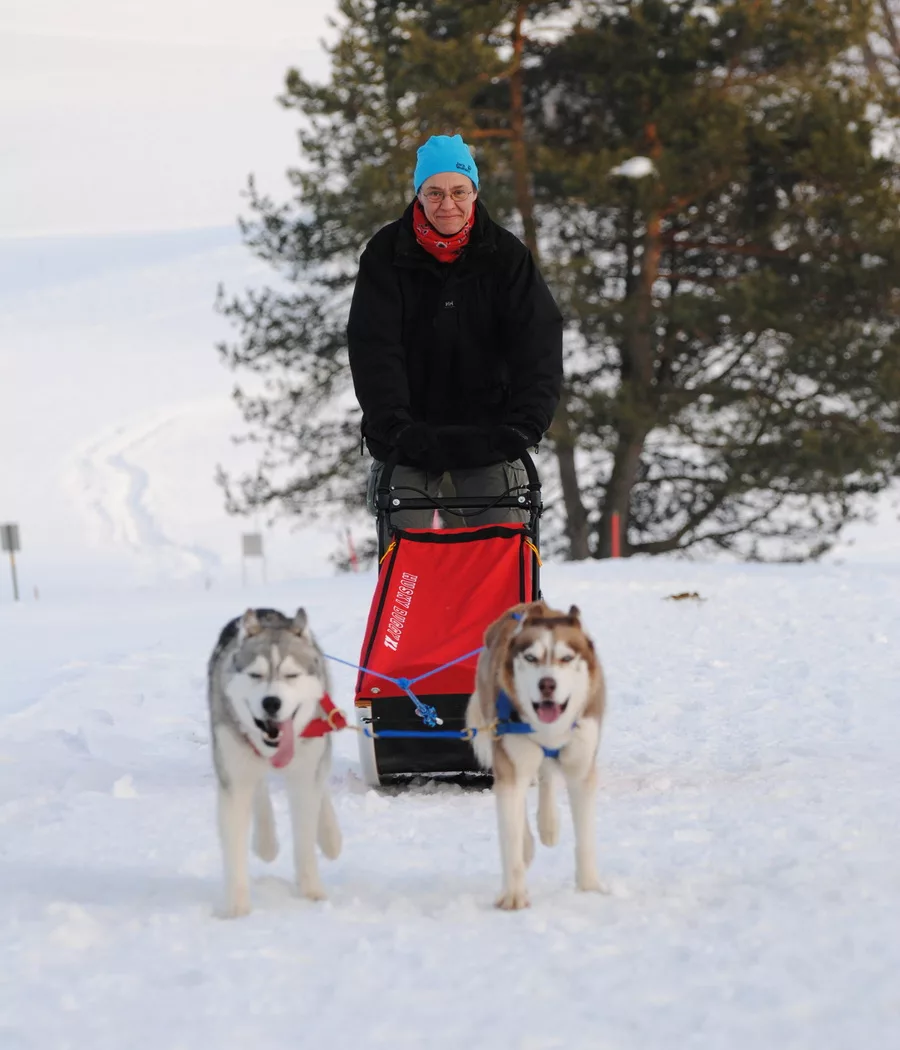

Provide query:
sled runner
left=354, top=450, right=543, bottom=786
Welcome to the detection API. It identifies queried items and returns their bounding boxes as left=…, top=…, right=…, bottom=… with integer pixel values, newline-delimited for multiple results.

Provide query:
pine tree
left=530, top=0, right=900, bottom=557
left=219, top=0, right=900, bottom=562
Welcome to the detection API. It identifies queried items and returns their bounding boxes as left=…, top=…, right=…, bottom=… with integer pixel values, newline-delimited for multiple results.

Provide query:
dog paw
left=495, top=888, right=530, bottom=911
left=252, top=828, right=279, bottom=863
left=220, top=895, right=252, bottom=919
left=576, top=871, right=608, bottom=894
left=297, top=881, right=327, bottom=902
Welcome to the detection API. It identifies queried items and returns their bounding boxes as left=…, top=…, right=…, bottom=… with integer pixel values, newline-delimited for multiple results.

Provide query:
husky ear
left=513, top=600, right=544, bottom=630
left=568, top=605, right=581, bottom=621
left=291, top=608, right=309, bottom=636
left=239, top=608, right=261, bottom=639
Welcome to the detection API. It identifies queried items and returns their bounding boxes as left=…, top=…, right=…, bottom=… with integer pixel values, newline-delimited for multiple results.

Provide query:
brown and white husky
left=466, top=600, right=606, bottom=910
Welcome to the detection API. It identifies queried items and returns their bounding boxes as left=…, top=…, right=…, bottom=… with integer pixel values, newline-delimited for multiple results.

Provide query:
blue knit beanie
left=413, top=134, right=479, bottom=192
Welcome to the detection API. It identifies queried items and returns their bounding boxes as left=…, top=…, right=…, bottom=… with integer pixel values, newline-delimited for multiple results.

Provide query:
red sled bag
left=354, top=523, right=540, bottom=780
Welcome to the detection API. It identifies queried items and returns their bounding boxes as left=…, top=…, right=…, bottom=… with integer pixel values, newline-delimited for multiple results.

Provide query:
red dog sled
left=354, top=450, right=543, bottom=785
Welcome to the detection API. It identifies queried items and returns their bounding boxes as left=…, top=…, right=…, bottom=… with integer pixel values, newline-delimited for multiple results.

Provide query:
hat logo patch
left=456, top=161, right=471, bottom=172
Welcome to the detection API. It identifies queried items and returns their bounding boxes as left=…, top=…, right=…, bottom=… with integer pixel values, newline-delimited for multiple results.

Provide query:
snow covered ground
left=1, top=559, right=898, bottom=1049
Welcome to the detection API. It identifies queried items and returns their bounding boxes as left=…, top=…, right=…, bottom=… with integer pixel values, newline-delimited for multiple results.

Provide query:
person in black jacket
left=347, top=133, right=563, bottom=527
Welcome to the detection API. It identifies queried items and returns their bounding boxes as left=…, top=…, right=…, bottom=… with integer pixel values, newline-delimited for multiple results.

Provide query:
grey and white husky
left=207, top=607, right=342, bottom=917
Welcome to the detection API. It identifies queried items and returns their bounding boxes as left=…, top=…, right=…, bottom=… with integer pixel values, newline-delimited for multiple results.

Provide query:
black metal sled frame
left=356, top=449, right=543, bottom=786
left=374, top=448, right=543, bottom=572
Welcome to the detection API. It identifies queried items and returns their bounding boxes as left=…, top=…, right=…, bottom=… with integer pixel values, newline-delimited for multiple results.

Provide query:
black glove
left=393, top=423, right=534, bottom=470
left=392, top=419, right=449, bottom=470
left=430, top=426, right=496, bottom=469
left=393, top=422, right=437, bottom=465
left=392, top=424, right=490, bottom=471
left=428, top=425, right=535, bottom=468
left=489, top=425, right=534, bottom=462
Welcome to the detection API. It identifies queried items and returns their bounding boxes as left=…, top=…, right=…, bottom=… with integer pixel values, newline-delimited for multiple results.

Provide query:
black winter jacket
left=347, top=199, right=563, bottom=464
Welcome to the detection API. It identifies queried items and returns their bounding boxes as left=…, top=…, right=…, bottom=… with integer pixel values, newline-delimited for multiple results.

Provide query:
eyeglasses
left=420, top=188, right=475, bottom=204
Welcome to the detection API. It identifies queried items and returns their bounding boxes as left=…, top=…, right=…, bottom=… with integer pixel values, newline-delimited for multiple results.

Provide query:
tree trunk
left=596, top=426, right=648, bottom=558
left=509, top=5, right=539, bottom=255
left=549, top=402, right=591, bottom=558
left=595, top=165, right=663, bottom=556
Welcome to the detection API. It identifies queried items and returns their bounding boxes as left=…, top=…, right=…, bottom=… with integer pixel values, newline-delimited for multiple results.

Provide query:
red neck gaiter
left=412, top=199, right=472, bottom=263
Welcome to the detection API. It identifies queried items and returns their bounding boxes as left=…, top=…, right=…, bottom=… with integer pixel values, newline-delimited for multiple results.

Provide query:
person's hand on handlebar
left=487, top=425, right=533, bottom=461
left=393, top=422, right=437, bottom=461
left=392, top=422, right=534, bottom=470
left=436, top=425, right=533, bottom=466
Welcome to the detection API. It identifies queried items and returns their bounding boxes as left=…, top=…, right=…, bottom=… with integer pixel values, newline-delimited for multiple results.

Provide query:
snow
left=1, top=560, right=898, bottom=1048
left=0, top=229, right=344, bottom=595
left=0, top=0, right=348, bottom=594
left=610, top=156, right=657, bottom=179
left=693, top=5, right=720, bottom=26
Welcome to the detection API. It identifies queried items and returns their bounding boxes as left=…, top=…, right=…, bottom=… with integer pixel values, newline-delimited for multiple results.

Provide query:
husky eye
left=558, top=654, right=575, bottom=664
left=522, top=653, right=540, bottom=664
left=283, top=672, right=300, bottom=680
left=247, top=672, right=265, bottom=681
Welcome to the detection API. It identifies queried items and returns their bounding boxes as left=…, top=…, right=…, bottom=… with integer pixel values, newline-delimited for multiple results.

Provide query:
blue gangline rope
left=322, top=647, right=483, bottom=729
left=321, top=613, right=555, bottom=747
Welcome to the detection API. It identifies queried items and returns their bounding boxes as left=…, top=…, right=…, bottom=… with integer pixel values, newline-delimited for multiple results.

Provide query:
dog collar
left=495, top=688, right=570, bottom=760
left=300, top=693, right=348, bottom=738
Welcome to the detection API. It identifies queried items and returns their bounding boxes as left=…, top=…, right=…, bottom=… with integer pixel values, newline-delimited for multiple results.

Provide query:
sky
left=1, top=0, right=336, bottom=236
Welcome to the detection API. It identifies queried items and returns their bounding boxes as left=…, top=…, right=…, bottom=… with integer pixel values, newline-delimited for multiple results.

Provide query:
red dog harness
left=245, top=694, right=348, bottom=764
left=299, top=694, right=348, bottom=737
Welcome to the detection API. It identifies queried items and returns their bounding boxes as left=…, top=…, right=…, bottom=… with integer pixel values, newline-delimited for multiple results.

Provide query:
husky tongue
left=270, top=722, right=296, bottom=768
left=536, top=701, right=562, bottom=724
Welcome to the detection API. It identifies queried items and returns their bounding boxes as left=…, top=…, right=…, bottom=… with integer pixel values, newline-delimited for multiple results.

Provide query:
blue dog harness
left=495, top=688, right=567, bottom=760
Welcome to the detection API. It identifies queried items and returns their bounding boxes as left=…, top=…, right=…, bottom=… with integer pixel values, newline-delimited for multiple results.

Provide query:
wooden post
left=610, top=511, right=621, bottom=558
left=1, top=524, right=20, bottom=601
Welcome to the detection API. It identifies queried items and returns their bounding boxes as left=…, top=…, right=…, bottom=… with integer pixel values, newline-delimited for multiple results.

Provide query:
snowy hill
left=1, top=559, right=898, bottom=1048
left=0, top=0, right=344, bottom=596
left=0, top=229, right=345, bottom=596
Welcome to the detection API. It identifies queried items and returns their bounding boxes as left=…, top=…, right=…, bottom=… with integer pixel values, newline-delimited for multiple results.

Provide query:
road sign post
left=1, top=524, right=20, bottom=601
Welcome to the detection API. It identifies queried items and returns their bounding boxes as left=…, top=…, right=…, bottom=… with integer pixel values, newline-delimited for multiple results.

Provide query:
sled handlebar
left=375, top=446, right=542, bottom=512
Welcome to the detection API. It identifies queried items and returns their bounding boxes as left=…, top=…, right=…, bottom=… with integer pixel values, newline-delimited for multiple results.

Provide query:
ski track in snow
left=0, top=562, right=898, bottom=1049
left=66, top=415, right=221, bottom=582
